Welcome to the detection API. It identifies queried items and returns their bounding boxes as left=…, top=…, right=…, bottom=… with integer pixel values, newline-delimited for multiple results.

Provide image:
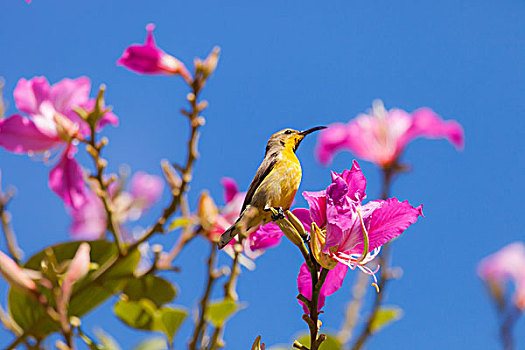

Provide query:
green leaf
left=134, top=337, right=168, bottom=350
left=155, top=307, right=187, bottom=344
left=297, top=333, right=342, bottom=350
left=370, top=306, right=403, bottom=333
left=168, top=217, right=190, bottom=231
left=8, top=240, right=140, bottom=339
left=123, top=275, right=176, bottom=307
left=204, top=299, right=240, bottom=327
left=114, top=299, right=157, bottom=331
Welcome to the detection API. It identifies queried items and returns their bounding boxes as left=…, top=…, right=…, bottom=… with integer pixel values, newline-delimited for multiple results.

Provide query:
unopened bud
left=161, top=159, right=182, bottom=193
left=310, top=222, right=337, bottom=270
left=60, top=243, right=91, bottom=306
left=270, top=208, right=303, bottom=247
left=0, top=251, right=37, bottom=293
left=202, top=46, right=220, bottom=77
left=198, top=191, right=218, bottom=232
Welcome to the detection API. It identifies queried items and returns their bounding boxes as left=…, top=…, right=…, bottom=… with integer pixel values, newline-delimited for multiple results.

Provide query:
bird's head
left=266, top=126, right=326, bottom=153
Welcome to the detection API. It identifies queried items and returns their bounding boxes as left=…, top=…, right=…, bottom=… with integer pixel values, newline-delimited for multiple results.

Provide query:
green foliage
left=114, top=298, right=187, bottom=344
left=8, top=240, right=140, bottom=339
left=370, top=306, right=403, bottom=333
left=114, top=299, right=158, bottom=331
left=123, top=275, right=176, bottom=307
left=168, top=217, right=190, bottom=231
left=204, top=299, right=241, bottom=327
left=157, top=307, right=187, bottom=343
left=296, top=333, right=342, bottom=350
left=134, top=337, right=168, bottom=350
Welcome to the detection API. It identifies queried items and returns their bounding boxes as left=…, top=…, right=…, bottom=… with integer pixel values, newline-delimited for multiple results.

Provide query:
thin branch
left=0, top=171, right=22, bottom=263
left=500, top=306, right=521, bottom=350
left=207, top=249, right=242, bottom=350
left=131, top=78, right=205, bottom=252
left=189, top=243, right=219, bottom=350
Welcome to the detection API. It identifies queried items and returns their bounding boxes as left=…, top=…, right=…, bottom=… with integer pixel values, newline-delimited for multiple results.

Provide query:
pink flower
left=48, top=145, right=86, bottom=209
left=295, top=160, right=422, bottom=284
left=210, top=178, right=283, bottom=260
left=118, top=23, right=191, bottom=82
left=297, top=262, right=348, bottom=313
left=69, top=191, right=107, bottom=240
left=478, top=242, right=525, bottom=310
left=316, top=100, right=464, bottom=166
left=0, top=77, right=118, bottom=208
left=130, top=171, right=164, bottom=208
left=69, top=171, right=164, bottom=240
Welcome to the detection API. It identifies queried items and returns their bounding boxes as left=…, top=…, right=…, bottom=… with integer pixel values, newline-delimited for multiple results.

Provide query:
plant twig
left=207, top=249, right=242, bottom=350
left=0, top=171, right=22, bottom=263
left=500, top=306, right=521, bottom=350
left=338, top=272, right=368, bottom=344
left=131, top=78, right=206, bottom=252
left=189, top=244, right=219, bottom=350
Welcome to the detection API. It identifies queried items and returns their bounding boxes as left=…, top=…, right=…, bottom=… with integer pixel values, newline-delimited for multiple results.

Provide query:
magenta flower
left=69, top=171, right=164, bottom=240
left=294, top=160, right=422, bottom=286
left=297, top=262, right=348, bottom=313
left=209, top=178, right=283, bottom=261
left=478, top=242, right=525, bottom=310
left=316, top=100, right=464, bottom=166
left=0, top=76, right=118, bottom=208
left=130, top=171, right=164, bottom=208
left=118, top=23, right=191, bottom=82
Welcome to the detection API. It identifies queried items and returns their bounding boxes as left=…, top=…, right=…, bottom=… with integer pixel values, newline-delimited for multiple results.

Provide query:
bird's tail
left=218, top=224, right=237, bottom=249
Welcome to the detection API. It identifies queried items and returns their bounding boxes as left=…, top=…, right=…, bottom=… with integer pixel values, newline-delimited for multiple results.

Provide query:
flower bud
left=198, top=190, right=218, bottom=232
left=310, top=222, right=337, bottom=270
left=60, top=243, right=91, bottom=306
left=270, top=208, right=303, bottom=247
left=161, top=159, right=182, bottom=193
left=0, top=250, right=37, bottom=293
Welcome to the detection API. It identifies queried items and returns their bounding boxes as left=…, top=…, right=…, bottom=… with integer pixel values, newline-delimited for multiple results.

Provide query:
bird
left=218, top=126, right=326, bottom=249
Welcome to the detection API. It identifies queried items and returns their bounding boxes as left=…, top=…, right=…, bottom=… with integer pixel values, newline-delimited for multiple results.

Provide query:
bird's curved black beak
left=300, top=126, right=327, bottom=136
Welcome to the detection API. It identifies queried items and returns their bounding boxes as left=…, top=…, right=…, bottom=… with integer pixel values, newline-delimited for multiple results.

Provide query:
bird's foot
left=270, top=207, right=286, bottom=221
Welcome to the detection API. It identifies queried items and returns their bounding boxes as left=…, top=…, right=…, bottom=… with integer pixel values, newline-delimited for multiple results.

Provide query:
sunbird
left=218, top=126, right=326, bottom=249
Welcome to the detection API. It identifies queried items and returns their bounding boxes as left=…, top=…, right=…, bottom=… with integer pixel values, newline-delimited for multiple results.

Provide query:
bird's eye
left=284, top=130, right=293, bottom=135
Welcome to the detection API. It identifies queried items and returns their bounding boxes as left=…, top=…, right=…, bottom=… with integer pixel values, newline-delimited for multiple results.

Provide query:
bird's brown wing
left=241, top=154, right=278, bottom=212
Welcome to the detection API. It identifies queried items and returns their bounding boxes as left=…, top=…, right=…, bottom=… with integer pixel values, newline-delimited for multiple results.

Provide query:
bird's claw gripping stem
left=269, top=207, right=286, bottom=221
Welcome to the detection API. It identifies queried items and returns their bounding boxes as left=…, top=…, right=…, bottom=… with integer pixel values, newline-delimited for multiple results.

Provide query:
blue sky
left=1, top=0, right=524, bottom=349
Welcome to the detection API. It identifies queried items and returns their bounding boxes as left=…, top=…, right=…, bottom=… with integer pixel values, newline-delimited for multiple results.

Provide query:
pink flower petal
left=0, top=114, right=61, bottom=153
left=478, top=242, right=525, bottom=283
left=340, top=160, right=367, bottom=202
left=13, top=77, right=51, bottom=115
left=60, top=243, right=90, bottom=306
left=291, top=208, right=313, bottom=231
left=221, top=177, right=239, bottom=204
left=130, top=171, right=164, bottom=207
left=248, top=222, right=283, bottom=251
left=69, top=191, right=107, bottom=240
left=49, top=77, right=91, bottom=115
left=315, top=123, right=351, bottom=165
left=302, top=190, right=327, bottom=227
left=297, top=262, right=348, bottom=314
left=48, top=147, right=86, bottom=209
left=399, top=108, right=465, bottom=151
left=366, top=198, right=423, bottom=251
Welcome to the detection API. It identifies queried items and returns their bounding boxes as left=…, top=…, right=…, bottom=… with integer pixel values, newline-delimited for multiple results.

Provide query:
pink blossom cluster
left=478, top=242, right=525, bottom=310
left=316, top=100, right=464, bottom=167
left=295, top=160, right=422, bottom=312
left=0, top=77, right=117, bottom=208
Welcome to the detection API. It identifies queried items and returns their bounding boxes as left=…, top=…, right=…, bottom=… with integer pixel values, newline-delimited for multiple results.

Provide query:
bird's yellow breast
left=252, top=149, right=302, bottom=211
